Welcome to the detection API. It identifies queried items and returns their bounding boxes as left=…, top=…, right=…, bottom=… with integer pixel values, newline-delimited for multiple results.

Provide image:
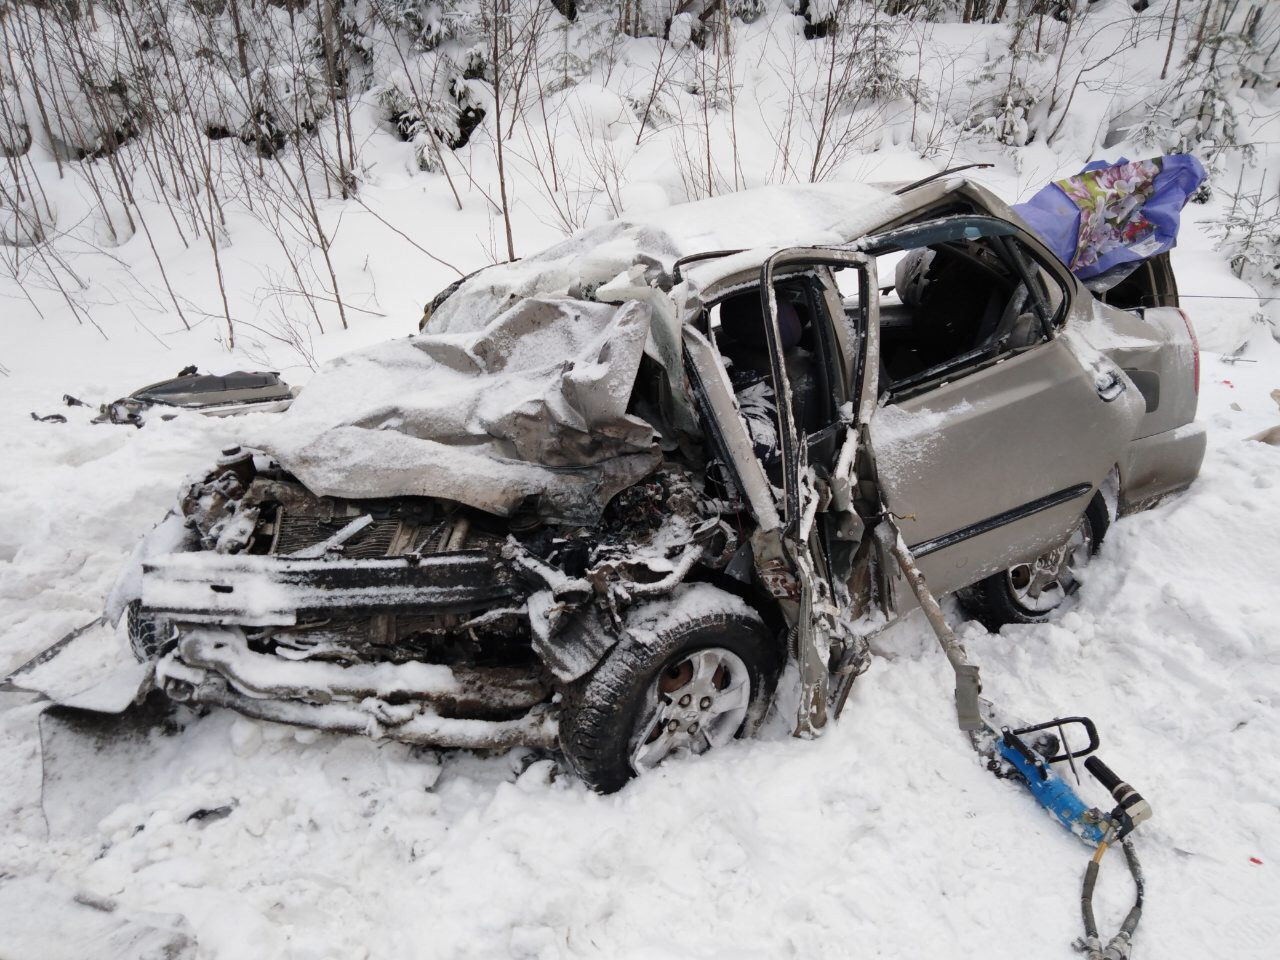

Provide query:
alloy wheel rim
left=630, top=647, right=751, bottom=773
left=1006, top=516, right=1094, bottom=614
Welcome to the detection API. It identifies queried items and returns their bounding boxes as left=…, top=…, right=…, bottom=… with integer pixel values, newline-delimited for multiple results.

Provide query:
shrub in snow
left=4, top=8, right=144, bottom=160
left=882, top=0, right=952, bottom=20
left=797, top=0, right=837, bottom=39
left=668, top=11, right=698, bottom=47
left=854, top=8, right=918, bottom=104
left=728, top=0, right=767, bottom=22
left=367, top=0, right=497, bottom=159
left=618, top=0, right=681, bottom=39
left=367, top=0, right=479, bottom=51
left=243, top=62, right=333, bottom=157
left=380, top=75, right=486, bottom=166
left=0, top=192, right=47, bottom=247
left=1208, top=176, right=1280, bottom=286
left=0, top=89, right=31, bottom=158
left=963, top=8, right=1048, bottom=147
left=1135, top=2, right=1277, bottom=187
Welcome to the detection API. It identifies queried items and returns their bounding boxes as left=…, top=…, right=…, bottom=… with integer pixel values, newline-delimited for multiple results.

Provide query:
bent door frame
left=758, top=248, right=880, bottom=533
left=758, top=247, right=878, bottom=736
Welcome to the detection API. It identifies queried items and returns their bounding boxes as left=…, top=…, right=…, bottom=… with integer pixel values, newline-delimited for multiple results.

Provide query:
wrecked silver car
left=106, top=176, right=1204, bottom=791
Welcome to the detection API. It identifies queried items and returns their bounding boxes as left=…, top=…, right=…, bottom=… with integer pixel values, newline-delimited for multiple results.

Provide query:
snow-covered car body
left=111, top=176, right=1204, bottom=787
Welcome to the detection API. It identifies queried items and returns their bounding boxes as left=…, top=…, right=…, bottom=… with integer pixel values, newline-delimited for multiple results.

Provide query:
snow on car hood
left=429, top=182, right=904, bottom=334
left=251, top=297, right=662, bottom=525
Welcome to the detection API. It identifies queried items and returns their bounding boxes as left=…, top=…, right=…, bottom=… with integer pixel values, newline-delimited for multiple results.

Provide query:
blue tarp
left=1012, top=155, right=1206, bottom=286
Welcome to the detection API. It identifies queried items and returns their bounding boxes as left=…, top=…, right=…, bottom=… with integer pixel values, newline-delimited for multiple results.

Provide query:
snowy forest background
left=1, top=0, right=1276, bottom=366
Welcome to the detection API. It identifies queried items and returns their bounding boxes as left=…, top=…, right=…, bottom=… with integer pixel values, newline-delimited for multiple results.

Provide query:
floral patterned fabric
left=1058, top=158, right=1164, bottom=273
left=1012, top=155, right=1206, bottom=286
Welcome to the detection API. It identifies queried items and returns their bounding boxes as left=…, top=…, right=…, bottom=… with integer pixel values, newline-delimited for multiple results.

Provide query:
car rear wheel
left=559, top=589, right=780, bottom=793
left=960, top=492, right=1109, bottom=630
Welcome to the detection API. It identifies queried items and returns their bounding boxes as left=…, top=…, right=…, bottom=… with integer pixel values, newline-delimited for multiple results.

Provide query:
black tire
left=127, top=600, right=174, bottom=661
left=559, top=589, right=781, bottom=793
left=960, top=492, right=1110, bottom=631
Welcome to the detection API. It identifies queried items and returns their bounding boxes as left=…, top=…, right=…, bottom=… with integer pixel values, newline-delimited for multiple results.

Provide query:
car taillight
left=1176, top=307, right=1199, bottom=395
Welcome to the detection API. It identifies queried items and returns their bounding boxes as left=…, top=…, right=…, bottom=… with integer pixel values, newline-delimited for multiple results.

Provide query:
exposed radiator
left=273, top=515, right=401, bottom=558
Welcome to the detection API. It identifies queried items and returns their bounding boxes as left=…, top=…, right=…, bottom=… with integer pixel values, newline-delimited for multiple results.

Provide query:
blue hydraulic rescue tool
left=875, top=517, right=1153, bottom=960
left=988, top=719, right=1152, bottom=960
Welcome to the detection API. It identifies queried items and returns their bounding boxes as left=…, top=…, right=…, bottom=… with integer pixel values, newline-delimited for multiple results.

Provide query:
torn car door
left=758, top=248, right=879, bottom=737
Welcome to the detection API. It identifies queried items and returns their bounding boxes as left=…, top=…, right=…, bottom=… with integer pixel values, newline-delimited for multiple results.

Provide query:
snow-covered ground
left=2, top=1, right=1279, bottom=954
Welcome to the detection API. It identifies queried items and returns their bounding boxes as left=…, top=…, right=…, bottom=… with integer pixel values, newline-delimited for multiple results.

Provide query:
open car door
left=860, top=217, right=1146, bottom=602
left=755, top=248, right=879, bottom=736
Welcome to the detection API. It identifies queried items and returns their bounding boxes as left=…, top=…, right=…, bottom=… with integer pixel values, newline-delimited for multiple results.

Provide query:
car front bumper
left=138, top=552, right=558, bottom=750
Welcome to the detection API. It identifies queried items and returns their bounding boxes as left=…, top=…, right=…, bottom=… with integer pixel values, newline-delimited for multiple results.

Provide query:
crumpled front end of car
left=119, top=446, right=745, bottom=750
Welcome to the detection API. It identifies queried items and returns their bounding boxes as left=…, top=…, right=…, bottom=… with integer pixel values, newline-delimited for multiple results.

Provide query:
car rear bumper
left=1118, top=421, right=1207, bottom=515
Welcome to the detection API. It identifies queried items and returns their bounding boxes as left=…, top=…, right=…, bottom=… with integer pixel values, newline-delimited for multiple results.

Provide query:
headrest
left=895, top=248, right=937, bottom=308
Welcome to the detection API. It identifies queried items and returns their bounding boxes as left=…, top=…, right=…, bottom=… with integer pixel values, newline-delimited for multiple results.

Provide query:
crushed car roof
left=428, top=182, right=906, bottom=333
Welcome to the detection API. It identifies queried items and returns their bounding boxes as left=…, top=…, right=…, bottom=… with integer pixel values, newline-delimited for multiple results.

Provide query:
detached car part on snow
left=109, top=173, right=1205, bottom=791
left=70, top=367, right=297, bottom=427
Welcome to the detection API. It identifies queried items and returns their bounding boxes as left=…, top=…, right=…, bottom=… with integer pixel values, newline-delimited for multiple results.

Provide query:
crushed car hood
left=250, top=297, right=662, bottom=525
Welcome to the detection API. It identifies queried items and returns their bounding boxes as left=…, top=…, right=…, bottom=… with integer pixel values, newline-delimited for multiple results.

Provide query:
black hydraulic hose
left=1119, top=838, right=1145, bottom=938
left=1080, top=838, right=1145, bottom=958
left=1081, top=856, right=1101, bottom=941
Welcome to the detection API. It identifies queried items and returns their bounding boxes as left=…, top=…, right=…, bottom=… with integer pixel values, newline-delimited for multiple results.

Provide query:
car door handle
left=1094, top=369, right=1127, bottom=402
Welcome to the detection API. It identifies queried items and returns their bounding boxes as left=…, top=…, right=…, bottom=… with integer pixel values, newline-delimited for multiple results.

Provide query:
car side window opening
left=1097, top=251, right=1179, bottom=310
left=708, top=278, right=841, bottom=470
left=876, top=235, right=1044, bottom=392
left=837, top=219, right=1069, bottom=400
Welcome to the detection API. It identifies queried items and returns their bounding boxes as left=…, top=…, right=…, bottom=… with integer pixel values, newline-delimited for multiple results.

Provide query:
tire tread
left=560, top=596, right=778, bottom=793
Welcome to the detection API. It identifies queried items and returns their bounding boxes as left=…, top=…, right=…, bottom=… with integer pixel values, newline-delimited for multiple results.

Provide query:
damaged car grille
left=272, top=515, right=402, bottom=558
left=141, top=552, right=523, bottom=625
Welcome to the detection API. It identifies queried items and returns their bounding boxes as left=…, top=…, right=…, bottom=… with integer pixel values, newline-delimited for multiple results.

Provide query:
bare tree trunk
left=316, top=0, right=352, bottom=198
left=226, top=0, right=264, bottom=179
left=1161, top=0, right=1183, bottom=80
left=1, top=11, right=62, bottom=182
left=278, top=148, right=350, bottom=329
left=490, top=0, right=517, bottom=261
left=1188, top=0, right=1215, bottom=64
left=810, top=31, right=840, bottom=182
left=205, top=138, right=237, bottom=349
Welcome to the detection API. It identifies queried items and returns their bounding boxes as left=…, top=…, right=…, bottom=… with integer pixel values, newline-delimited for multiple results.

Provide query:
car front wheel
left=960, top=492, right=1109, bottom=630
left=559, top=588, right=780, bottom=793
